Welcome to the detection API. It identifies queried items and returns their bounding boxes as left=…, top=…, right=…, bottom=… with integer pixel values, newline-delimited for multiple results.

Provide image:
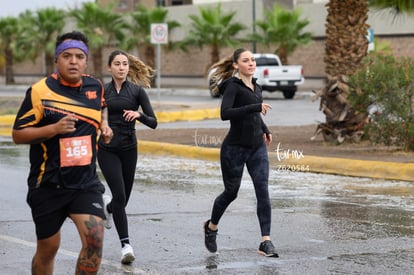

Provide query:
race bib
left=59, top=135, right=92, bottom=167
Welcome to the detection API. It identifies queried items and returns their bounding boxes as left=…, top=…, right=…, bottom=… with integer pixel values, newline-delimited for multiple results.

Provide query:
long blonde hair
left=108, top=50, right=155, bottom=88
left=208, top=48, right=248, bottom=96
left=127, top=54, right=155, bottom=88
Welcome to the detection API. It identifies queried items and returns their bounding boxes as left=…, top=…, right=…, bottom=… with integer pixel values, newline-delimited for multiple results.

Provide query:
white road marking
left=0, top=234, right=145, bottom=273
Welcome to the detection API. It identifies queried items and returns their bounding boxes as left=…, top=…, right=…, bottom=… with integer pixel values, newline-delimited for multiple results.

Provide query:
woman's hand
left=123, top=110, right=140, bottom=122
left=261, top=103, right=272, bottom=116
left=264, top=133, right=272, bottom=146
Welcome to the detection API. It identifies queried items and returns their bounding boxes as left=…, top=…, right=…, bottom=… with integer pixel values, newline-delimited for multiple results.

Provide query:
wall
left=5, top=0, right=414, bottom=84
left=160, top=1, right=414, bottom=78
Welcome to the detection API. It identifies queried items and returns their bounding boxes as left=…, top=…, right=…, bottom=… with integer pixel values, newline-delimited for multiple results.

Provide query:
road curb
left=272, top=153, right=414, bottom=182
left=156, top=108, right=219, bottom=123
left=0, top=108, right=221, bottom=126
left=138, top=140, right=414, bottom=182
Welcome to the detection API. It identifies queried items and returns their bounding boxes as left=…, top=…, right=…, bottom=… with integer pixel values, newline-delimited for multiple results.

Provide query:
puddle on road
left=135, top=153, right=414, bottom=236
left=136, top=153, right=414, bottom=212
left=2, top=143, right=413, bottom=274
left=3, top=139, right=412, bottom=214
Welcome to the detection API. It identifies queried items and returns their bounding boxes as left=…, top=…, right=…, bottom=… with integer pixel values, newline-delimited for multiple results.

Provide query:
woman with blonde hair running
left=98, top=50, right=157, bottom=264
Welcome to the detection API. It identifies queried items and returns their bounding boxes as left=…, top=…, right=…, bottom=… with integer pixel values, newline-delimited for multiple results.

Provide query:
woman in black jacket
left=98, top=50, right=157, bottom=264
left=203, top=48, right=278, bottom=257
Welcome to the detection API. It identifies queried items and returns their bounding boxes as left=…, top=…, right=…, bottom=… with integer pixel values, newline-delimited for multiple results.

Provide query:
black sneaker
left=258, top=240, right=279, bottom=257
left=203, top=220, right=218, bottom=253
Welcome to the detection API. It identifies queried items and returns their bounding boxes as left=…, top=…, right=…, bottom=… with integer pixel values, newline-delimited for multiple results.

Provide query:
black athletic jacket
left=219, top=76, right=271, bottom=148
left=98, top=79, right=157, bottom=152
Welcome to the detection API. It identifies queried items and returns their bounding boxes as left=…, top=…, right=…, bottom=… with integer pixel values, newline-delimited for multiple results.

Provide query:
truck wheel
left=282, top=88, right=296, bottom=99
left=262, top=86, right=278, bottom=92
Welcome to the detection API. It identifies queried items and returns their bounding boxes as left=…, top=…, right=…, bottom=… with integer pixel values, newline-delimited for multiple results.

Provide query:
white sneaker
left=121, top=244, right=135, bottom=264
left=102, top=194, right=112, bottom=229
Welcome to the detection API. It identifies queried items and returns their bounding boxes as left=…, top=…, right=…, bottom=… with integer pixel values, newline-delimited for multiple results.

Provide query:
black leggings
left=211, top=141, right=272, bottom=236
left=97, top=147, right=137, bottom=244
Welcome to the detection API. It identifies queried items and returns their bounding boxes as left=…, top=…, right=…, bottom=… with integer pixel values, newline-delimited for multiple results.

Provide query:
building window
left=157, top=0, right=166, bottom=6
left=119, top=0, right=128, bottom=9
left=171, top=0, right=184, bottom=5
left=157, top=0, right=191, bottom=6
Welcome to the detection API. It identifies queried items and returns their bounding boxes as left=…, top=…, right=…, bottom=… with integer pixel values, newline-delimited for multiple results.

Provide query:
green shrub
left=348, top=53, right=414, bottom=150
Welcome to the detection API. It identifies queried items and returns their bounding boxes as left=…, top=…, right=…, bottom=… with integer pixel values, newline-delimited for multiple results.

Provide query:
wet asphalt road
left=145, top=88, right=325, bottom=129
left=0, top=85, right=413, bottom=274
left=1, top=140, right=413, bottom=274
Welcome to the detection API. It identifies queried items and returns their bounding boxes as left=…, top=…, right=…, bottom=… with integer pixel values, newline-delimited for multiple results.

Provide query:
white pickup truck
left=208, top=53, right=304, bottom=99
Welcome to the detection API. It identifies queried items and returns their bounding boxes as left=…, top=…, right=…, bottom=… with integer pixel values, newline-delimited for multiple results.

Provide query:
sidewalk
left=155, top=76, right=325, bottom=90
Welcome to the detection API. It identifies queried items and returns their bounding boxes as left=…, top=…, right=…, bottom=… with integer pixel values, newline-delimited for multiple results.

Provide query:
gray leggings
left=211, top=140, right=272, bottom=236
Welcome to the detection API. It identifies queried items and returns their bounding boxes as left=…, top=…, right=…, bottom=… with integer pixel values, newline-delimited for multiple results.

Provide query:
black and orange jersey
left=13, top=74, right=105, bottom=190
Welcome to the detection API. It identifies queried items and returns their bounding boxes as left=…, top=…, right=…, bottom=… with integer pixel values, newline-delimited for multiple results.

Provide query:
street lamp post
left=252, top=0, right=256, bottom=53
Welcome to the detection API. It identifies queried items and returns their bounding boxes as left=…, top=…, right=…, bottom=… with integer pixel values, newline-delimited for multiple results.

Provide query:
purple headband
left=55, top=40, right=89, bottom=60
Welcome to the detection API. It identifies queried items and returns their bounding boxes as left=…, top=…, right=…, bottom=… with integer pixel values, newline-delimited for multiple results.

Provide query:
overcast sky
left=0, top=0, right=93, bottom=17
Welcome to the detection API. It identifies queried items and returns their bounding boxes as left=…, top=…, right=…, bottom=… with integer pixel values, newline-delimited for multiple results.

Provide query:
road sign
left=366, top=28, right=374, bottom=52
left=151, top=23, right=168, bottom=44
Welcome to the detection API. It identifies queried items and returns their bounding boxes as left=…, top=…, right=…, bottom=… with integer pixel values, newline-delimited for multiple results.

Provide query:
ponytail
left=208, top=56, right=236, bottom=96
left=208, top=48, right=248, bottom=96
left=127, top=54, right=156, bottom=88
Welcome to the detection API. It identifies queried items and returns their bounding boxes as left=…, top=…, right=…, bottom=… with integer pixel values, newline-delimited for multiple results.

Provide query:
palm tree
left=124, top=4, right=180, bottom=75
left=369, top=0, right=414, bottom=13
left=0, top=17, right=19, bottom=84
left=181, top=3, right=246, bottom=74
left=249, top=4, right=312, bottom=65
left=314, top=0, right=414, bottom=144
left=70, top=2, right=128, bottom=80
left=16, top=8, right=66, bottom=76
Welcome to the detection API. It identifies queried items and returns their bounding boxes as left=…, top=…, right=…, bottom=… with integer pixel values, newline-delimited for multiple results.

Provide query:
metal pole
left=252, top=0, right=256, bottom=53
left=157, top=43, right=161, bottom=102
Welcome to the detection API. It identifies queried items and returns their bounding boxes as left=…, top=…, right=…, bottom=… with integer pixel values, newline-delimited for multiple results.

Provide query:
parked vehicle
left=207, top=53, right=304, bottom=99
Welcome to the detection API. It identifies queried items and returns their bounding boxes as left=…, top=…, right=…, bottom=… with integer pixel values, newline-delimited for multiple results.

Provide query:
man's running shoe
left=102, top=194, right=112, bottom=229
left=203, top=220, right=218, bottom=253
left=121, top=244, right=135, bottom=264
left=257, top=240, right=279, bottom=257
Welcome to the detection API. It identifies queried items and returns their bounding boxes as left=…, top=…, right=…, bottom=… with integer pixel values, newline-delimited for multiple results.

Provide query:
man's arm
left=12, top=114, right=78, bottom=144
left=99, top=107, right=113, bottom=144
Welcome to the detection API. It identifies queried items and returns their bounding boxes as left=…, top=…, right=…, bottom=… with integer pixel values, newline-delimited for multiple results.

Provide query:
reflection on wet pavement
left=135, top=154, right=414, bottom=274
left=1, top=142, right=413, bottom=274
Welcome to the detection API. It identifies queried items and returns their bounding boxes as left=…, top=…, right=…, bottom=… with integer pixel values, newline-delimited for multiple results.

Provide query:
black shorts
left=27, top=187, right=105, bottom=240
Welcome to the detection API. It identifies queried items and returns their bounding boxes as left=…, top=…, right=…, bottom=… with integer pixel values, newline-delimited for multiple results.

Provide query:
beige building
left=143, top=0, right=414, bottom=79
left=5, top=0, right=414, bottom=84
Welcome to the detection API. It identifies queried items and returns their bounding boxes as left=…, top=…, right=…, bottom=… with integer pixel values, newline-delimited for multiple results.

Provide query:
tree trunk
left=278, top=47, right=288, bottom=65
left=313, top=0, right=369, bottom=144
left=5, top=47, right=15, bottom=85
left=45, top=52, right=55, bottom=76
left=91, top=49, right=103, bottom=82
left=144, top=44, right=156, bottom=87
left=209, top=44, right=220, bottom=74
